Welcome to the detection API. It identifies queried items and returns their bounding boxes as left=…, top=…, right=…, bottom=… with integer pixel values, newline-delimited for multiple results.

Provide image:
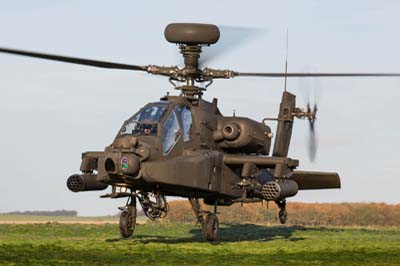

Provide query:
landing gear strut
left=189, top=198, right=219, bottom=242
left=276, top=199, right=288, bottom=224
left=119, top=196, right=137, bottom=238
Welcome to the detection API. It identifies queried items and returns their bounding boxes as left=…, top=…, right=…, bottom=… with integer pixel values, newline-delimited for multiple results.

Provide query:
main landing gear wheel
left=119, top=197, right=137, bottom=238
left=204, top=213, right=219, bottom=242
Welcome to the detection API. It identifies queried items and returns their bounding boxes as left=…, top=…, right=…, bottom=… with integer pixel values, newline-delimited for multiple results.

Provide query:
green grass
left=0, top=223, right=399, bottom=266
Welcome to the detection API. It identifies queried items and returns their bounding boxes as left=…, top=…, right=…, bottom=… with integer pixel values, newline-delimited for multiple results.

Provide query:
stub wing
left=289, top=171, right=341, bottom=190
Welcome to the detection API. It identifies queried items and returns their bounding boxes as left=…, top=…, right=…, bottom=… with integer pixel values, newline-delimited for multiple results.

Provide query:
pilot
left=142, top=123, right=155, bottom=135
left=143, top=126, right=152, bottom=135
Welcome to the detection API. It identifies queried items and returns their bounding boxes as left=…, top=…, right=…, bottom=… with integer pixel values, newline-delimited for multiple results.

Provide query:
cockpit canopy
left=121, top=103, right=167, bottom=136
left=120, top=102, right=193, bottom=155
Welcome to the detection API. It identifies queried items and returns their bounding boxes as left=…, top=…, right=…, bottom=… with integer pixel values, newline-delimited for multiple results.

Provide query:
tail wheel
left=204, top=213, right=219, bottom=242
left=119, top=205, right=136, bottom=238
left=279, top=209, right=288, bottom=224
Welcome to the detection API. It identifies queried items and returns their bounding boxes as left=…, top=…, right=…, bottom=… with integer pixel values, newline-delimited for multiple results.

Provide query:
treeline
left=163, top=200, right=400, bottom=226
left=1, top=210, right=78, bottom=217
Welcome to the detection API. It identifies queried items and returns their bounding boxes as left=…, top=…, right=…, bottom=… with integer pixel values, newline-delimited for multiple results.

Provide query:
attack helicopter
left=1, top=23, right=400, bottom=241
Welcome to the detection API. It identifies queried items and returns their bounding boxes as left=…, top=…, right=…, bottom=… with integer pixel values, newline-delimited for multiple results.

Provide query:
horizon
left=2, top=200, right=399, bottom=217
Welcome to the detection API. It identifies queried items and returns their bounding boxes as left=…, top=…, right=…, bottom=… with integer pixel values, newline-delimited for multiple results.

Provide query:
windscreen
left=120, top=104, right=167, bottom=136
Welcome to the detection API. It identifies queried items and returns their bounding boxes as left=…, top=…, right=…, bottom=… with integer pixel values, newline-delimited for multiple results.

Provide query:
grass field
left=0, top=223, right=399, bottom=266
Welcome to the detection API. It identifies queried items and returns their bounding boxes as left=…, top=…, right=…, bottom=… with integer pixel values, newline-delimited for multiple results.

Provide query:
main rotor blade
left=199, top=26, right=265, bottom=67
left=236, top=72, right=400, bottom=77
left=0, top=47, right=147, bottom=71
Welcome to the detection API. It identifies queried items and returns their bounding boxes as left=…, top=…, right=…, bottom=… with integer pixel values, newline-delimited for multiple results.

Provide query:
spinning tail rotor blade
left=307, top=103, right=318, bottom=162
left=308, top=125, right=317, bottom=162
left=299, top=73, right=320, bottom=162
left=306, top=88, right=318, bottom=162
left=0, top=47, right=147, bottom=71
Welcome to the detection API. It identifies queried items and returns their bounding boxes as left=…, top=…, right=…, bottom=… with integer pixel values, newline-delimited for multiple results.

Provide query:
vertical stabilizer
left=272, top=91, right=296, bottom=157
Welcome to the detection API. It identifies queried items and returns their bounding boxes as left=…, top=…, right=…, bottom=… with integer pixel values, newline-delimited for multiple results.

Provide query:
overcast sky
left=0, top=1, right=399, bottom=216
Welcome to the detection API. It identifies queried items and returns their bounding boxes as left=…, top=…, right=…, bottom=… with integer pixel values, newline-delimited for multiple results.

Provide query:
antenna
left=284, top=29, right=289, bottom=92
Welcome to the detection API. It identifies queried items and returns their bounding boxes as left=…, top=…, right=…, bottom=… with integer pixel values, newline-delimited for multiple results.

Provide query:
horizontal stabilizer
left=290, top=171, right=341, bottom=190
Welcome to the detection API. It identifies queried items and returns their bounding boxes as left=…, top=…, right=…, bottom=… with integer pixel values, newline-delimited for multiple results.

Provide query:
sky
left=0, top=1, right=399, bottom=216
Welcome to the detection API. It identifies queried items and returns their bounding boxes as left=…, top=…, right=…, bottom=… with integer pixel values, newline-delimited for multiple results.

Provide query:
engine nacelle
left=213, top=117, right=272, bottom=155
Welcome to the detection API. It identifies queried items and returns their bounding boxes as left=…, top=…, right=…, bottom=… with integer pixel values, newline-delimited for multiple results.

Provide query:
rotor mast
left=164, top=23, right=226, bottom=98
left=177, top=44, right=203, bottom=97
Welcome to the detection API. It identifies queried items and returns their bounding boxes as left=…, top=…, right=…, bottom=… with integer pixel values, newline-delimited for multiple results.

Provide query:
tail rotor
left=298, top=71, right=321, bottom=162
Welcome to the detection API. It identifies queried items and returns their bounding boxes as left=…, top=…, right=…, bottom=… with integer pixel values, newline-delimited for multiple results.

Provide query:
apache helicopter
left=2, top=23, right=400, bottom=241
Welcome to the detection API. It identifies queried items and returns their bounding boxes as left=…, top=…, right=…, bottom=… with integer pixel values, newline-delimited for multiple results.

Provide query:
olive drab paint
left=3, top=22, right=397, bottom=241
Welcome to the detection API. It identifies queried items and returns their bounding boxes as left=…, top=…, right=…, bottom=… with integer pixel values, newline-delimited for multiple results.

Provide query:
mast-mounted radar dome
left=164, top=23, right=220, bottom=45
